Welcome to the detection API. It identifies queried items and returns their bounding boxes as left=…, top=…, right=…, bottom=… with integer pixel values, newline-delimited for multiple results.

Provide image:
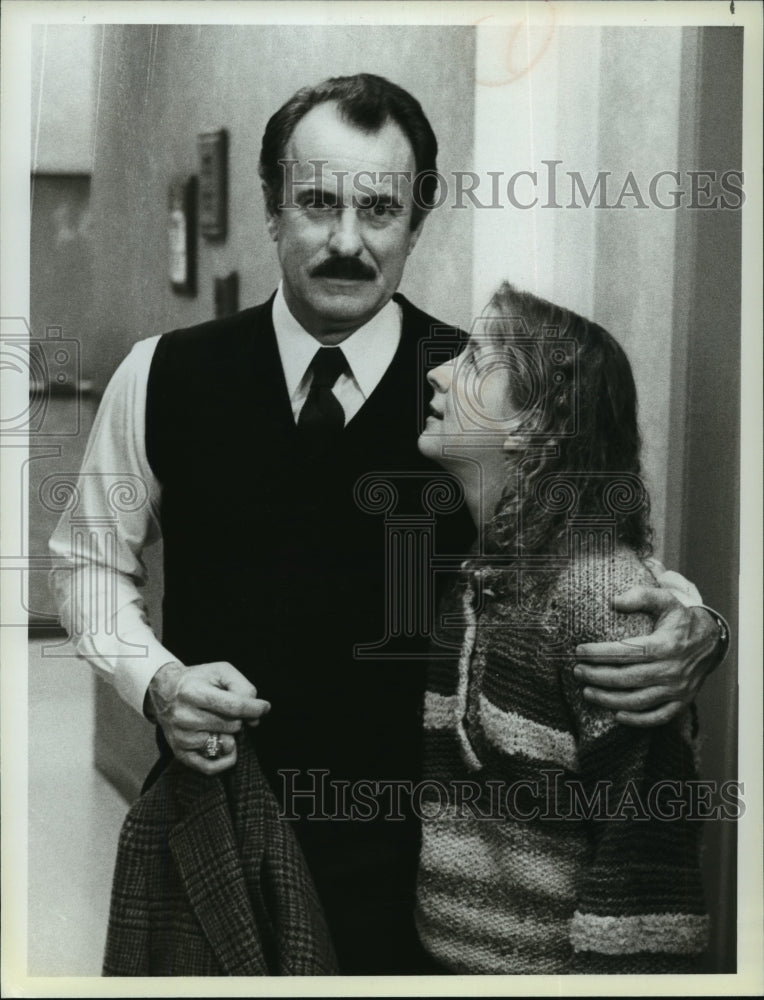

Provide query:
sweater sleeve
left=552, top=550, right=709, bottom=974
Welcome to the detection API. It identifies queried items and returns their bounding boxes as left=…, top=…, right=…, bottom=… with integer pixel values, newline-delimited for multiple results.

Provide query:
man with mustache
left=49, top=73, right=727, bottom=974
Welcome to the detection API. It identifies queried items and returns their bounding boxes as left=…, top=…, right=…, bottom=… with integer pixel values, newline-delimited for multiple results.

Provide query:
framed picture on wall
left=198, top=128, right=228, bottom=240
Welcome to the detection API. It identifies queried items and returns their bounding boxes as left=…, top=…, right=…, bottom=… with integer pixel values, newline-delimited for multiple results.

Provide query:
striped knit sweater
left=415, top=544, right=708, bottom=974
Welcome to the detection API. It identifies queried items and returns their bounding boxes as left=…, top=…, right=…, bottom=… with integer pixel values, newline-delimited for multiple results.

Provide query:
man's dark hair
left=259, top=73, right=439, bottom=230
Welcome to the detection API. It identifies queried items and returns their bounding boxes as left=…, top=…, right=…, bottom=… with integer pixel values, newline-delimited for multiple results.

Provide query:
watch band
left=696, top=604, right=731, bottom=668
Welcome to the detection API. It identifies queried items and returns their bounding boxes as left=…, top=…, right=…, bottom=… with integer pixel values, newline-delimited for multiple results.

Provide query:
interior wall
left=87, top=24, right=476, bottom=391
left=31, top=24, right=96, bottom=174
left=590, top=27, right=685, bottom=557
left=30, top=27, right=99, bottom=623
left=471, top=21, right=568, bottom=313
left=30, top=176, right=93, bottom=349
left=678, top=26, right=743, bottom=974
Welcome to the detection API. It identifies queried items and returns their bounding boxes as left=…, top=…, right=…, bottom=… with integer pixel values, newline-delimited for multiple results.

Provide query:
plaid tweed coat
left=103, top=732, right=338, bottom=976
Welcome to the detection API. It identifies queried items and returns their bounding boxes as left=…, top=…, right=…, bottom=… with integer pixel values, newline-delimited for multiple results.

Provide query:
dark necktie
left=297, top=346, right=349, bottom=440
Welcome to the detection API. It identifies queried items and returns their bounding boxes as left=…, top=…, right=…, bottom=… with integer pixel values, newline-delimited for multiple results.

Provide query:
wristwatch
left=696, top=604, right=731, bottom=668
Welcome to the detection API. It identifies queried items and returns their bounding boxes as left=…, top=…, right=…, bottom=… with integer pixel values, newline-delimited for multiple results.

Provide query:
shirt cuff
left=113, top=635, right=185, bottom=716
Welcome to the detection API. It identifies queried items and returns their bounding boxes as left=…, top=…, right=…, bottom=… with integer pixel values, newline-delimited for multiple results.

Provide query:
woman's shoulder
left=556, top=543, right=654, bottom=591
left=468, top=546, right=656, bottom=637
left=477, top=545, right=653, bottom=603
left=546, top=544, right=657, bottom=642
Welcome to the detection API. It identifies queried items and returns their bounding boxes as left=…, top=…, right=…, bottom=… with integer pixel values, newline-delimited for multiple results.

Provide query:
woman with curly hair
left=414, top=283, right=708, bottom=974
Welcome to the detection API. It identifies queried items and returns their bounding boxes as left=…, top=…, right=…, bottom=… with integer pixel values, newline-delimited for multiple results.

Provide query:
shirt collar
left=272, top=282, right=402, bottom=400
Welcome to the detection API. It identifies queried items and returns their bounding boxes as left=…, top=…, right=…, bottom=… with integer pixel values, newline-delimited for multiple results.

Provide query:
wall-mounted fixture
left=198, top=128, right=228, bottom=241
left=168, top=175, right=197, bottom=294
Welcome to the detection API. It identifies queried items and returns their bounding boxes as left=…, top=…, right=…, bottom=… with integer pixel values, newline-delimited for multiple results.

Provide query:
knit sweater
left=415, top=544, right=709, bottom=974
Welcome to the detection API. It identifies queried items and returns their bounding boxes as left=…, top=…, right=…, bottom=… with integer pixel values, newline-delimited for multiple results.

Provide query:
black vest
left=146, top=293, right=474, bottom=793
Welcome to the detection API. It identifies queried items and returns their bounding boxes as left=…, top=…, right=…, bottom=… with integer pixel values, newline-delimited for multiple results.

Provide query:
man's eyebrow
left=295, top=186, right=339, bottom=205
left=354, top=191, right=404, bottom=208
left=295, top=186, right=405, bottom=210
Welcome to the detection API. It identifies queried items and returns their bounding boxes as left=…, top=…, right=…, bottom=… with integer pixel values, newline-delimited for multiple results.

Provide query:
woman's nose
left=427, top=360, right=453, bottom=392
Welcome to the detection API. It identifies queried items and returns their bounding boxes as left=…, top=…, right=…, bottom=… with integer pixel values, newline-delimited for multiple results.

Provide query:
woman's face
left=418, top=336, right=522, bottom=473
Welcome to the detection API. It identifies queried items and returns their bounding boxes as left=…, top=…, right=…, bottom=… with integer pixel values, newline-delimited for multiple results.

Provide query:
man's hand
left=146, top=660, right=271, bottom=773
left=573, top=586, right=720, bottom=728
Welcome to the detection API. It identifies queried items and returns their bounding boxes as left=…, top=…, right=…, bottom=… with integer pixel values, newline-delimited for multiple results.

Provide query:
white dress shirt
left=272, top=283, right=401, bottom=424
left=48, top=288, right=403, bottom=714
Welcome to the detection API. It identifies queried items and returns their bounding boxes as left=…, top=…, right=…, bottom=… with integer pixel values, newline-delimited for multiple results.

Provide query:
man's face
left=265, top=101, right=425, bottom=342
